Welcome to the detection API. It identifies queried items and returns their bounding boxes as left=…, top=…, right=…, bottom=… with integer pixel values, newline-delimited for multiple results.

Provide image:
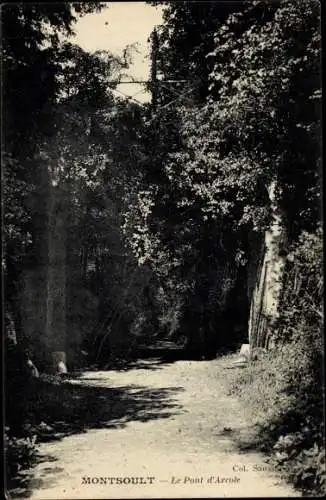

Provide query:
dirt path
left=14, top=356, right=299, bottom=498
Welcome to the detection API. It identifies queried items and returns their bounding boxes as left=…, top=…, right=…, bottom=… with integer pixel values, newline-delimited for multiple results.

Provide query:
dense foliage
left=125, top=0, right=323, bottom=493
left=3, top=1, right=323, bottom=495
left=124, top=0, right=321, bottom=354
left=228, top=227, right=324, bottom=495
left=3, top=3, right=155, bottom=364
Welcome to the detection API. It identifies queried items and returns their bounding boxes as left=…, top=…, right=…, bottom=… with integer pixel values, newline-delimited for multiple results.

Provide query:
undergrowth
left=228, top=228, right=325, bottom=496
left=229, top=349, right=325, bottom=496
left=4, top=428, right=39, bottom=485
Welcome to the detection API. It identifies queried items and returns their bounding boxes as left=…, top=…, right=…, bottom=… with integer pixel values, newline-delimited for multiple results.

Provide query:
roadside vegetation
left=227, top=230, right=324, bottom=496
left=3, top=2, right=323, bottom=496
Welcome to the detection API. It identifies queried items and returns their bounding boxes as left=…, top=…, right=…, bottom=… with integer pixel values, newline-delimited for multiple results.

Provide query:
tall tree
left=2, top=3, right=104, bottom=360
left=147, top=1, right=247, bottom=105
left=126, top=0, right=321, bottom=355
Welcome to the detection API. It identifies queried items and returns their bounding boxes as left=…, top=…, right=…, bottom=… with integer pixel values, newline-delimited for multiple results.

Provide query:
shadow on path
left=29, top=378, right=184, bottom=440
left=97, top=347, right=201, bottom=371
left=7, top=361, right=185, bottom=497
left=8, top=454, right=64, bottom=499
left=98, top=355, right=178, bottom=372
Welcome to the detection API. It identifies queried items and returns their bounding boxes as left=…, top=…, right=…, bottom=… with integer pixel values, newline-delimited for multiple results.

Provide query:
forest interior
left=2, top=1, right=324, bottom=498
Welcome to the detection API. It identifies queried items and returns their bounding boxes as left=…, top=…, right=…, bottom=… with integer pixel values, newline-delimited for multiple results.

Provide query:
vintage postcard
left=3, top=1, right=324, bottom=498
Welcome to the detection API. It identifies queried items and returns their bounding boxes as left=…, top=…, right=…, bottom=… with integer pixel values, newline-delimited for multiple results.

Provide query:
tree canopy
left=3, top=2, right=323, bottom=493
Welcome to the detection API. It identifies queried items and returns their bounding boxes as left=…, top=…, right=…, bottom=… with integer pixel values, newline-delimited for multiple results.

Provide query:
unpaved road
left=12, top=356, right=299, bottom=498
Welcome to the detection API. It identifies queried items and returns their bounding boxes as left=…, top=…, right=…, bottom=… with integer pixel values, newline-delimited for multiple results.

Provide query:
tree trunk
left=22, top=164, right=68, bottom=373
left=44, top=181, right=68, bottom=373
left=248, top=180, right=287, bottom=349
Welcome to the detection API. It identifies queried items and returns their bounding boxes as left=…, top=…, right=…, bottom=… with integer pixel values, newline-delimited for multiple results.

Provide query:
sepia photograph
left=2, top=1, right=324, bottom=498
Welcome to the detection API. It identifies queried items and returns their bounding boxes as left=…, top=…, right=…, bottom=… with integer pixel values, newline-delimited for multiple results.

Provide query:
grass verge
left=224, top=346, right=325, bottom=497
